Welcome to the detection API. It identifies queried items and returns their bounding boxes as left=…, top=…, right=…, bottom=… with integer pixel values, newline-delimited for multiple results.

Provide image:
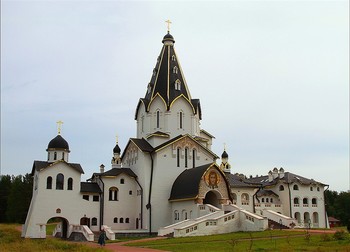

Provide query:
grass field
left=1, top=223, right=350, bottom=252
left=127, top=229, right=350, bottom=252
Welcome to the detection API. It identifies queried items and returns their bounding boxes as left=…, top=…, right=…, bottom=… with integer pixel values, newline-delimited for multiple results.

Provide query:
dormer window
left=172, top=55, right=176, bottom=61
left=175, top=79, right=181, bottom=91
left=173, top=66, right=178, bottom=74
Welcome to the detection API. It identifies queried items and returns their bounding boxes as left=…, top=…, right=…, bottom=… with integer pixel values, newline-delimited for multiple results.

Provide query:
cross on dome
left=56, top=120, right=64, bottom=135
left=165, top=19, right=172, bottom=33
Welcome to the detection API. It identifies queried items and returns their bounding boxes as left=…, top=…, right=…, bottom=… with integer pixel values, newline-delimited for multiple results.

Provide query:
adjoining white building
left=22, top=31, right=329, bottom=240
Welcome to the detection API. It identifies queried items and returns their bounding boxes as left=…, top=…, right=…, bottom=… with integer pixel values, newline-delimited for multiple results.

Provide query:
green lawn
left=128, top=230, right=350, bottom=252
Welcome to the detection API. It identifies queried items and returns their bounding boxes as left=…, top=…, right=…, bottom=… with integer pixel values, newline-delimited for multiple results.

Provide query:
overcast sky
left=1, top=1, right=349, bottom=192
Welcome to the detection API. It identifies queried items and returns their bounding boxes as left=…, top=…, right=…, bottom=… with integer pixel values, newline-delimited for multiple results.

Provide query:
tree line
left=0, top=174, right=349, bottom=228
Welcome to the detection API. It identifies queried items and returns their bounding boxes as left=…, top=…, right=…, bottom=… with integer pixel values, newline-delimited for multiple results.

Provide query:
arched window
left=241, top=193, right=249, bottom=205
left=313, top=212, right=319, bottom=224
left=56, top=173, right=64, bottom=190
left=175, top=79, right=181, bottom=91
left=294, top=197, right=299, bottom=205
left=279, top=185, right=284, bottom=191
left=192, top=149, right=196, bottom=168
left=312, top=198, right=317, bottom=205
left=120, top=218, right=124, bottom=223
left=270, top=198, right=273, bottom=203
left=67, top=178, right=73, bottom=190
left=266, top=198, right=269, bottom=203
left=184, top=148, right=188, bottom=168
left=48, top=152, right=50, bottom=161
left=303, top=198, right=308, bottom=205
left=310, top=186, right=313, bottom=191
left=174, top=210, right=179, bottom=221
left=114, top=217, right=118, bottom=223
left=293, top=184, right=299, bottom=190
left=126, top=218, right=129, bottom=223
left=109, top=187, right=118, bottom=201
left=262, top=198, right=265, bottom=203
left=173, top=66, right=178, bottom=74
left=156, top=111, right=160, bottom=128
left=232, top=193, right=237, bottom=203
left=91, top=217, right=97, bottom=226
left=120, top=178, right=125, bottom=184
left=54, top=152, right=57, bottom=160
left=62, top=152, right=65, bottom=160
left=294, top=212, right=301, bottom=223
left=177, top=148, right=180, bottom=167
left=47, top=176, right=52, bottom=189
left=172, top=55, right=176, bottom=61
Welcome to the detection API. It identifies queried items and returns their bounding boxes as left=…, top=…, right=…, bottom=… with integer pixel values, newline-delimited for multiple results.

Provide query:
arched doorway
left=47, top=217, right=69, bottom=239
left=80, top=217, right=90, bottom=227
left=203, top=190, right=221, bottom=208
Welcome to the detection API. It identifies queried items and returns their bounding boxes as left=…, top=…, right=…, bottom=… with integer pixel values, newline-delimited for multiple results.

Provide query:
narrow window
left=179, top=112, right=183, bottom=129
left=120, top=218, right=124, bottom=223
left=293, top=184, right=299, bottom=190
left=93, top=195, right=99, bottom=201
left=141, top=115, right=144, bottom=132
left=312, top=198, right=317, bottom=205
left=271, top=198, right=273, bottom=203
left=120, top=179, right=125, bottom=184
left=109, top=187, right=118, bottom=201
left=114, top=217, right=118, bottom=223
left=156, top=111, right=160, bottom=128
left=192, top=149, right=196, bottom=168
left=48, top=152, right=50, bottom=161
left=173, top=66, right=178, bottom=74
left=172, top=55, right=176, bottom=61
left=62, top=152, right=65, bottom=160
left=185, top=148, right=188, bottom=168
left=91, top=217, right=97, bottom=226
left=279, top=185, right=284, bottom=191
left=266, top=198, right=269, bottom=203
left=177, top=148, right=180, bottom=167
left=175, top=79, right=181, bottom=90
left=67, top=178, right=73, bottom=190
left=129, top=190, right=132, bottom=195
left=54, top=152, right=57, bottom=160
left=262, top=198, right=264, bottom=203
left=294, top=197, right=299, bottom=204
left=126, top=218, right=129, bottom=223
left=317, top=187, right=320, bottom=191
left=47, top=176, right=52, bottom=189
left=56, top=173, right=64, bottom=190
left=303, top=198, right=308, bottom=204
left=310, top=187, right=313, bottom=191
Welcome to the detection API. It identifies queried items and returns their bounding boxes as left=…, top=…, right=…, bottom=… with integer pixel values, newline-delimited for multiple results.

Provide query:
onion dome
left=162, top=32, right=175, bottom=43
left=113, top=143, right=121, bottom=154
left=47, top=135, right=69, bottom=150
left=221, top=150, right=228, bottom=159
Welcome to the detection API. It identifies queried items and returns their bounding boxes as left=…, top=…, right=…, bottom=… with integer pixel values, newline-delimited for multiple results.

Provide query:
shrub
left=320, top=233, right=332, bottom=242
left=333, top=230, right=348, bottom=240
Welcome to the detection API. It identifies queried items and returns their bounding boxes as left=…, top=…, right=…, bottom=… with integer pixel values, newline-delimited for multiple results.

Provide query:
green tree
left=0, top=175, right=12, bottom=223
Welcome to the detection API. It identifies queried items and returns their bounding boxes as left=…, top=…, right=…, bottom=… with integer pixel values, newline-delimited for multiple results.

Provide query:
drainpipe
left=98, top=176, right=105, bottom=231
left=287, top=182, right=292, bottom=218
left=324, top=184, right=329, bottom=228
left=147, top=152, right=154, bottom=235
left=134, top=177, right=144, bottom=229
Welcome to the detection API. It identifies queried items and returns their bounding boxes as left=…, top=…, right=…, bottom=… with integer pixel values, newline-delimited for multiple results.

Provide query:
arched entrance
left=47, top=217, right=69, bottom=239
left=80, top=217, right=90, bottom=227
left=203, top=190, right=221, bottom=208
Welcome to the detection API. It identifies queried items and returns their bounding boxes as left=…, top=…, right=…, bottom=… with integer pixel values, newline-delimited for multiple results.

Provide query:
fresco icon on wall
left=206, top=170, right=220, bottom=189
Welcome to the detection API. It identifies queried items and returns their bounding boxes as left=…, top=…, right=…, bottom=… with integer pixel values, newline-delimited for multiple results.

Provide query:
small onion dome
left=113, top=143, right=121, bottom=154
left=162, top=32, right=175, bottom=43
left=47, top=135, right=69, bottom=150
left=221, top=150, right=228, bottom=159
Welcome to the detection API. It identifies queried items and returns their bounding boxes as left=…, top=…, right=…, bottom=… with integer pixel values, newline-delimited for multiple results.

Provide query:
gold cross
left=56, top=120, right=64, bottom=135
left=165, top=19, right=172, bottom=33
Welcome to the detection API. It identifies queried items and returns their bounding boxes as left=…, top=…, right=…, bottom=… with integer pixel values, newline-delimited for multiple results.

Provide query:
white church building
left=22, top=31, right=329, bottom=240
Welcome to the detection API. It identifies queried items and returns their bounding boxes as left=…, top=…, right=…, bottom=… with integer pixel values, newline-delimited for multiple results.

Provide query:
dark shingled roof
left=113, top=143, right=121, bottom=154
left=47, top=135, right=69, bottom=150
left=226, top=173, right=259, bottom=188
left=80, top=182, right=101, bottom=193
left=99, top=168, right=137, bottom=178
left=135, top=33, right=201, bottom=120
left=121, top=138, right=154, bottom=159
left=246, top=172, right=326, bottom=186
left=256, top=189, right=279, bottom=197
left=31, top=160, right=84, bottom=175
left=169, top=163, right=212, bottom=201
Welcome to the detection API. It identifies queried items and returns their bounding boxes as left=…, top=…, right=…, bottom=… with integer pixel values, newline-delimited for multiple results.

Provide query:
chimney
left=272, top=167, right=279, bottom=179
left=100, top=164, right=105, bottom=173
left=268, top=170, right=273, bottom=182
left=279, top=167, right=285, bottom=178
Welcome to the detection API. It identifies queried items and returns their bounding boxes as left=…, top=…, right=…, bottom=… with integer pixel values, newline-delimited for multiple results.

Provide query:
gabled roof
left=169, top=163, right=213, bottom=201
left=31, top=160, right=84, bottom=175
left=121, top=138, right=154, bottom=159
left=80, top=182, right=101, bottom=193
left=91, top=168, right=137, bottom=180
left=134, top=33, right=201, bottom=119
left=146, top=131, right=170, bottom=139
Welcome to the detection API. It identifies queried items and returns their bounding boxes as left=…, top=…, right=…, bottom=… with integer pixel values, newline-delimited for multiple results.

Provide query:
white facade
left=22, top=31, right=328, bottom=240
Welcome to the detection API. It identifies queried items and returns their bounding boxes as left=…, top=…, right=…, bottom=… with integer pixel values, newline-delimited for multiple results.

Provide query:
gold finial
left=56, top=120, right=64, bottom=135
left=165, top=19, right=172, bottom=33
left=116, top=134, right=118, bottom=144
left=224, top=143, right=227, bottom=151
